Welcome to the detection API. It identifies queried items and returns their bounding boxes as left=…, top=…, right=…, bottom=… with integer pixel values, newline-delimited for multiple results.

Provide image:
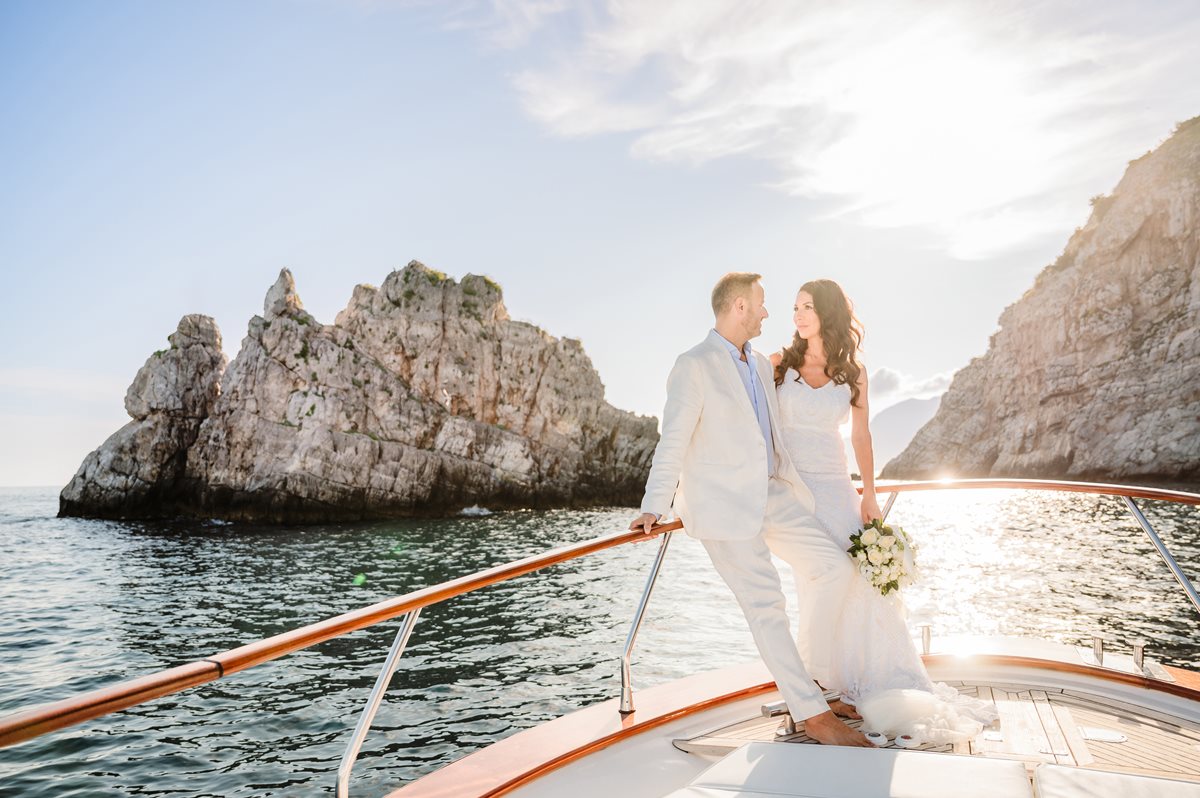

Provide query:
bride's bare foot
left=827, top=698, right=862, bottom=720
left=803, top=710, right=873, bottom=747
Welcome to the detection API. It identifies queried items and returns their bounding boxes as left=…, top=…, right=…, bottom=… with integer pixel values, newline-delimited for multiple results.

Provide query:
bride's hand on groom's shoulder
left=859, top=493, right=882, bottom=525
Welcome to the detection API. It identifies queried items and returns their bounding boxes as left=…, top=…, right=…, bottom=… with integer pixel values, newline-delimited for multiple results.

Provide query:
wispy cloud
left=417, top=0, right=571, bottom=48
left=870, top=367, right=951, bottom=410
left=449, top=0, right=1200, bottom=258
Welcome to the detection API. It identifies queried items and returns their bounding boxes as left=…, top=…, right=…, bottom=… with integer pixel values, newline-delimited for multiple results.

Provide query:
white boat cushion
left=665, top=741, right=1033, bottom=798
left=1035, top=764, right=1200, bottom=797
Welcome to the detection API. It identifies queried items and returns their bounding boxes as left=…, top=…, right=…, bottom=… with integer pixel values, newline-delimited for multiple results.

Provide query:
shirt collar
left=709, top=328, right=753, bottom=361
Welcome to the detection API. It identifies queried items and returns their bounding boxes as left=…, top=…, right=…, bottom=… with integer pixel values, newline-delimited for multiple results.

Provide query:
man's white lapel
left=706, top=335, right=759, bottom=426
left=756, top=354, right=791, bottom=463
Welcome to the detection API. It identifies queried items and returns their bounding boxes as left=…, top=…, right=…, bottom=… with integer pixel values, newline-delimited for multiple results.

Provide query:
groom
left=629, top=272, right=869, bottom=746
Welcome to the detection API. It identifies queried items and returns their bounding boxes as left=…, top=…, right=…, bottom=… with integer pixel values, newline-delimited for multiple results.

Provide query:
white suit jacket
left=640, top=331, right=816, bottom=540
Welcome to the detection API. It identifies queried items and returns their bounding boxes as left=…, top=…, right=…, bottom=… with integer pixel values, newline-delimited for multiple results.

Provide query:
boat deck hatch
left=674, top=681, right=1200, bottom=784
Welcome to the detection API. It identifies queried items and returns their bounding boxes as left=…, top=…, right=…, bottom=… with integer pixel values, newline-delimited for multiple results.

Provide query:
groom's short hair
left=711, top=272, right=762, bottom=316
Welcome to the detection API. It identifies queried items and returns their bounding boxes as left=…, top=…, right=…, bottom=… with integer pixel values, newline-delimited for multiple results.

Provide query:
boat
left=3, top=478, right=1200, bottom=797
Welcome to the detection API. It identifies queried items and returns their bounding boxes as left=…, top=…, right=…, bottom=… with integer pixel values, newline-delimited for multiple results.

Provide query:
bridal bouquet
left=847, top=518, right=918, bottom=597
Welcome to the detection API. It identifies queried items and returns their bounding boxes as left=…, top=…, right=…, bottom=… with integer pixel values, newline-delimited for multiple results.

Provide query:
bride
left=772, top=279, right=994, bottom=744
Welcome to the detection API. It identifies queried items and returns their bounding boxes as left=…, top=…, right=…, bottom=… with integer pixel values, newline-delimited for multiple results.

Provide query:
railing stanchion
left=880, top=492, right=898, bottom=522
left=1122, top=496, right=1200, bottom=619
left=620, top=530, right=673, bottom=715
left=336, top=609, right=422, bottom=798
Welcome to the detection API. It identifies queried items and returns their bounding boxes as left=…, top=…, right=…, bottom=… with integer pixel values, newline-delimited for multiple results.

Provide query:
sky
left=2, top=0, right=1199, bottom=486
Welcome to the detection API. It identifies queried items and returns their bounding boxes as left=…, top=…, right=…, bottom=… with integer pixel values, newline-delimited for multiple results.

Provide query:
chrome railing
left=332, top=527, right=684, bottom=795
left=883, top=485, right=1200, bottom=621
left=877, top=482, right=1200, bottom=622
left=619, top=531, right=675, bottom=714
left=880, top=491, right=898, bottom=521
left=336, top=610, right=422, bottom=798
left=1121, top=496, right=1200, bottom=616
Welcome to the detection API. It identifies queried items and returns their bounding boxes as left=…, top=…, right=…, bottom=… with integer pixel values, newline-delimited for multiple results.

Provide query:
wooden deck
left=674, top=681, right=1200, bottom=783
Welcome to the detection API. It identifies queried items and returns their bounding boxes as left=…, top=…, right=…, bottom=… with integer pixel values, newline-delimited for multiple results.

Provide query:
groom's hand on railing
left=629, top=513, right=659, bottom=536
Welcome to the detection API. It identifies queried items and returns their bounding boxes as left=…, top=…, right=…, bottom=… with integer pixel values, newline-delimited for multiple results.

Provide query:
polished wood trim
left=0, top=522, right=682, bottom=748
left=385, top=662, right=776, bottom=798
left=1163, top=665, right=1200, bottom=693
left=0, top=661, right=220, bottom=748
left=923, top=653, right=1200, bottom=702
left=866, top=478, right=1200, bottom=505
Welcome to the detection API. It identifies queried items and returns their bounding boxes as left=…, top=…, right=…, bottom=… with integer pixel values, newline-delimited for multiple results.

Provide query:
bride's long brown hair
left=773, top=279, right=866, bottom=407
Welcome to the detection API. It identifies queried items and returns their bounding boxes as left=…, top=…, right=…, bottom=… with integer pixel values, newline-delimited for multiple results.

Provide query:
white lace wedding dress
left=777, top=368, right=995, bottom=743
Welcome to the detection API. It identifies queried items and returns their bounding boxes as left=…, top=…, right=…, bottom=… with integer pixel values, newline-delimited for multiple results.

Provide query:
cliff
left=61, top=263, right=659, bottom=522
left=882, top=117, right=1200, bottom=485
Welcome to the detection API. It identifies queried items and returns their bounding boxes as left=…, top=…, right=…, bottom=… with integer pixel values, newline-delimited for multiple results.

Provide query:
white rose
left=861, top=529, right=879, bottom=545
left=879, top=535, right=896, bottom=549
left=868, top=549, right=884, bottom=565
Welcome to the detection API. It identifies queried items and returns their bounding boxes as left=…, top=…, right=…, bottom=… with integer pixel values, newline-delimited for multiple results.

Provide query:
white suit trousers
left=701, top=476, right=853, bottom=721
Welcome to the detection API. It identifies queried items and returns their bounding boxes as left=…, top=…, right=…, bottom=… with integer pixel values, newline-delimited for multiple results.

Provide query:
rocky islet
left=60, top=263, right=660, bottom=522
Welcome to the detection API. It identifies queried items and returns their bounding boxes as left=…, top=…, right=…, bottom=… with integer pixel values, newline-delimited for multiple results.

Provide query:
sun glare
left=514, top=2, right=1145, bottom=259
left=795, top=19, right=1082, bottom=255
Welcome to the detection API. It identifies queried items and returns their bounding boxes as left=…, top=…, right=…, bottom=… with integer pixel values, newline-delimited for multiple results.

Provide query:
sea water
left=1, top=486, right=1198, bottom=796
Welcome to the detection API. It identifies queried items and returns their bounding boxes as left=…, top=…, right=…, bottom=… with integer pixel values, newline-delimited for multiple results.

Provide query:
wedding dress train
left=777, top=369, right=995, bottom=743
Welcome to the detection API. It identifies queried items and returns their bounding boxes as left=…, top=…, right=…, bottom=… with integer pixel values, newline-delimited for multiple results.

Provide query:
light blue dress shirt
left=710, top=329, right=776, bottom=477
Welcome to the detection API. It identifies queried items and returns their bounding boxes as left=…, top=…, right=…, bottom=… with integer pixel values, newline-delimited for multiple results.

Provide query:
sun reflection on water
left=889, top=489, right=1200, bottom=654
